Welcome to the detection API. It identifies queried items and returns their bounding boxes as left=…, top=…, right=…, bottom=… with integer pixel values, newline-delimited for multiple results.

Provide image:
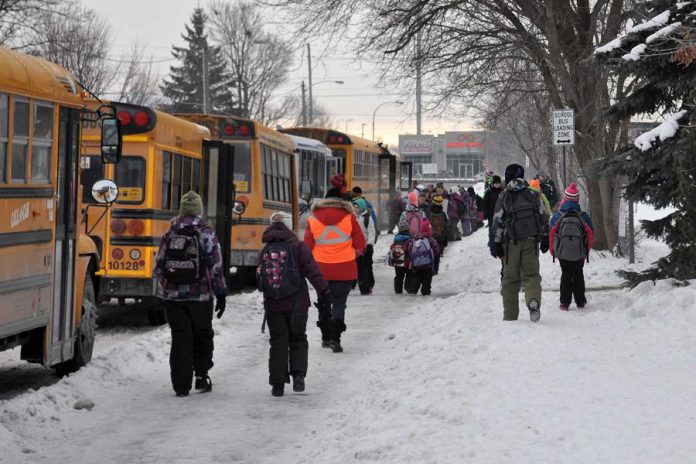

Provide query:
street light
left=308, top=80, right=344, bottom=124
left=372, top=101, right=404, bottom=141
left=345, top=118, right=353, bottom=133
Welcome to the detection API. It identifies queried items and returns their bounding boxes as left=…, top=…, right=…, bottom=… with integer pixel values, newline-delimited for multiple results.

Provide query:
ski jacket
left=259, top=222, right=328, bottom=313
left=492, top=179, right=550, bottom=244
left=549, top=201, right=595, bottom=256
left=482, top=186, right=502, bottom=223
left=154, top=215, right=227, bottom=302
left=304, top=198, right=366, bottom=281
left=447, top=193, right=464, bottom=220
left=356, top=209, right=377, bottom=245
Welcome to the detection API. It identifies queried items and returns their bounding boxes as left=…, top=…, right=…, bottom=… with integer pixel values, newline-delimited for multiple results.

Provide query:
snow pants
left=165, top=300, right=214, bottom=394
left=461, top=218, right=474, bottom=236
left=357, top=245, right=375, bottom=294
left=267, top=310, right=308, bottom=386
left=447, top=220, right=461, bottom=241
left=394, top=267, right=408, bottom=294
left=559, top=259, right=586, bottom=307
left=320, top=280, right=352, bottom=343
left=406, top=268, right=433, bottom=295
left=501, top=239, right=542, bottom=320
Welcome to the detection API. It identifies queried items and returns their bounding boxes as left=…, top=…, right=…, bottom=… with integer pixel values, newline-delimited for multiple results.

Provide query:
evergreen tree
left=160, top=8, right=235, bottom=114
left=596, top=0, right=696, bottom=286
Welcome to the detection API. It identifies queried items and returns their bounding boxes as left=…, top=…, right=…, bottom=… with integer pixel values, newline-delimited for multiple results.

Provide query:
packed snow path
left=2, top=227, right=696, bottom=463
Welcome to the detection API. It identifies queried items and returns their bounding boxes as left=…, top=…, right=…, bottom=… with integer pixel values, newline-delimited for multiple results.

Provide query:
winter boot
left=194, top=373, right=212, bottom=392
left=175, top=391, right=189, bottom=397
left=328, top=320, right=346, bottom=353
left=271, top=384, right=284, bottom=397
left=559, top=304, right=569, bottom=311
left=528, top=298, right=541, bottom=323
left=293, top=374, right=305, bottom=393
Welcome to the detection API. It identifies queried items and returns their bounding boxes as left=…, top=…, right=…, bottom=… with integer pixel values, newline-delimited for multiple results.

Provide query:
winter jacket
left=482, top=186, right=502, bottom=223
left=357, top=209, right=377, bottom=245
left=447, top=193, right=464, bottom=220
left=461, top=192, right=477, bottom=218
left=154, top=215, right=227, bottom=302
left=304, top=198, right=366, bottom=281
left=529, top=185, right=553, bottom=217
left=393, top=232, right=412, bottom=268
left=398, top=204, right=426, bottom=230
left=492, top=179, right=550, bottom=244
left=540, top=179, right=559, bottom=209
left=259, top=222, right=328, bottom=313
left=549, top=201, right=595, bottom=256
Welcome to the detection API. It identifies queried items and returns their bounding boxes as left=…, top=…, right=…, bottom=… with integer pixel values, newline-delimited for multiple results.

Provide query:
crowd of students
left=151, top=168, right=594, bottom=398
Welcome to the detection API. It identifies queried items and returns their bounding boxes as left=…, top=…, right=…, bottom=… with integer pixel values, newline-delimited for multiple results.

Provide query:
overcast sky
left=81, top=0, right=474, bottom=147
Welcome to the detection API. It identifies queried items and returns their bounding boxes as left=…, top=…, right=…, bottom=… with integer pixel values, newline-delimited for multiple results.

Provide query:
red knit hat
left=330, top=173, right=345, bottom=188
left=564, top=182, right=580, bottom=202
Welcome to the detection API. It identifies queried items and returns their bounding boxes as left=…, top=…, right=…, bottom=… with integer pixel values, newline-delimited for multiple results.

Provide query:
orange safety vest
left=307, top=214, right=354, bottom=263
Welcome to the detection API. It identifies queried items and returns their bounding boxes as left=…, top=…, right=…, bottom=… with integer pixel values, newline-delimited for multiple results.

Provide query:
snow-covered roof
left=286, top=133, right=333, bottom=157
left=634, top=110, right=688, bottom=151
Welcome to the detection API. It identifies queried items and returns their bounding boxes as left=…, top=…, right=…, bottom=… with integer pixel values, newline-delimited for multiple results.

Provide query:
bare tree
left=273, top=0, right=641, bottom=249
left=115, top=43, right=160, bottom=107
left=24, top=2, right=115, bottom=95
left=0, top=0, right=60, bottom=46
left=208, top=0, right=294, bottom=125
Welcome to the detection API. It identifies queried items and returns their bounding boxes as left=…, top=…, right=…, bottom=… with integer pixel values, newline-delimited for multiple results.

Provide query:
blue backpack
left=409, top=238, right=434, bottom=270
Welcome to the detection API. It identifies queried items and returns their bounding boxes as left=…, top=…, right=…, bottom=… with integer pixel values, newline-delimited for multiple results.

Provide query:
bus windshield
left=227, top=141, right=251, bottom=193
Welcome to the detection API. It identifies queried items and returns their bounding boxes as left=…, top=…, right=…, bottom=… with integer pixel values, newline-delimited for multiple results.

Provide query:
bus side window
left=0, top=94, right=7, bottom=183
left=31, top=101, right=53, bottom=184
left=11, top=97, right=30, bottom=184
left=80, top=155, right=104, bottom=203
left=172, top=154, right=181, bottom=209
left=182, top=156, right=192, bottom=194
left=192, top=158, right=200, bottom=193
left=162, top=151, right=171, bottom=209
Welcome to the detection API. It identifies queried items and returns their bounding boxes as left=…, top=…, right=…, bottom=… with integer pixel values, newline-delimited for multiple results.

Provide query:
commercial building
left=398, top=130, right=527, bottom=180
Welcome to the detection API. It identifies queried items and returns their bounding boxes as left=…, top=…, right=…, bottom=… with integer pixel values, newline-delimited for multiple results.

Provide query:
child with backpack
left=388, top=223, right=412, bottom=294
left=405, top=218, right=439, bottom=296
left=353, top=198, right=376, bottom=295
left=154, top=191, right=227, bottom=397
left=257, top=212, right=331, bottom=397
left=549, top=183, right=594, bottom=311
left=428, top=194, right=448, bottom=274
left=398, top=191, right=427, bottom=235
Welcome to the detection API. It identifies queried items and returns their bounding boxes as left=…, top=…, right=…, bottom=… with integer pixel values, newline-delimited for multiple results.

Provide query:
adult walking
left=387, top=190, right=405, bottom=233
left=257, top=212, right=331, bottom=397
left=536, top=171, right=560, bottom=210
left=447, top=187, right=463, bottom=241
left=549, top=183, right=595, bottom=311
left=492, top=164, right=550, bottom=322
left=483, top=175, right=503, bottom=256
left=304, top=187, right=366, bottom=352
left=154, top=191, right=227, bottom=397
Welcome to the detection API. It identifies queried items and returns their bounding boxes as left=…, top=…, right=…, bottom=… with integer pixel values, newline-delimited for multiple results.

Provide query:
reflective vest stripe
left=316, top=224, right=351, bottom=245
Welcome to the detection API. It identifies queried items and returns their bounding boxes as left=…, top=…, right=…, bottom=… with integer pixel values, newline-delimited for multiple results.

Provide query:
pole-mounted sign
left=553, top=109, right=575, bottom=146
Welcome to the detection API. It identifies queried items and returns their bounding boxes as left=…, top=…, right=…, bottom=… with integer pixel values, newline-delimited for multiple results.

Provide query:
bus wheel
left=55, top=275, right=97, bottom=375
left=147, top=308, right=167, bottom=326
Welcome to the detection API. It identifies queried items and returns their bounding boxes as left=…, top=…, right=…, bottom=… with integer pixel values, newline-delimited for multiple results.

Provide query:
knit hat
left=416, top=184, right=425, bottom=191
left=432, top=194, right=443, bottom=206
left=352, top=198, right=367, bottom=214
left=407, top=191, right=418, bottom=207
left=529, top=179, right=541, bottom=190
left=330, top=173, right=345, bottom=188
left=449, top=186, right=459, bottom=195
left=325, top=187, right=344, bottom=199
left=269, top=211, right=293, bottom=229
left=180, top=190, right=203, bottom=216
left=504, top=163, right=525, bottom=185
left=564, top=182, right=580, bottom=202
left=492, top=175, right=502, bottom=184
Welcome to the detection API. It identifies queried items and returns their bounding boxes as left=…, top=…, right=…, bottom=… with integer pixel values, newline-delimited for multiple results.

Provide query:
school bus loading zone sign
left=553, top=109, right=575, bottom=146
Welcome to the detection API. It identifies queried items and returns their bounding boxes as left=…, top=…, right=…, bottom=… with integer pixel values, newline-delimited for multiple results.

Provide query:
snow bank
left=634, top=110, right=688, bottom=151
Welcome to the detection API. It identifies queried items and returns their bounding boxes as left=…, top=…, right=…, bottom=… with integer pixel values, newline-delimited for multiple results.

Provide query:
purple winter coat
left=258, top=222, right=329, bottom=313
left=448, top=192, right=464, bottom=220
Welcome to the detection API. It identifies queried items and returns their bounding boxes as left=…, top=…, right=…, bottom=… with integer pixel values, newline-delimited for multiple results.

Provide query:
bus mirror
left=92, top=179, right=119, bottom=204
left=101, top=117, right=122, bottom=164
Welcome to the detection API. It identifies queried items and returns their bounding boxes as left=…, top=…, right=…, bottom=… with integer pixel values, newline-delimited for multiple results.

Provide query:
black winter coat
left=258, top=223, right=328, bottom=313
left=482, top=187, right=502, bottom=223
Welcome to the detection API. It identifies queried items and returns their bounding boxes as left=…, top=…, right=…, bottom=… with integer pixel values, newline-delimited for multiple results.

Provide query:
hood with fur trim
left=310, top=197, right=355, bottom=226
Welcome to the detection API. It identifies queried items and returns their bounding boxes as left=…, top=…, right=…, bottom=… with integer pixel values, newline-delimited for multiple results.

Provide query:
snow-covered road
left=2, top=222, right=696, bottom=464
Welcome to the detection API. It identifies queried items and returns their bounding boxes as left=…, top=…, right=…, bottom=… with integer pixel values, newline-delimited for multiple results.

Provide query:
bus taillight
left=127, top=219, right=145, bottom=235
left=329, top=135, right=337, bottom=143
left=134, top=111, right=150, bottom=127
left=111, top=219, right=127, bottom=235
left=238, top=124, right=251, bottom=137
left=112, top=248, right=124, bottom=260
left=223, top=123, right=235, bottom=136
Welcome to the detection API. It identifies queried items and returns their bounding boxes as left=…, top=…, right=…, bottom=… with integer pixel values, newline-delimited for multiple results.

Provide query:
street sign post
left=553, top=109, right=575, bottom=187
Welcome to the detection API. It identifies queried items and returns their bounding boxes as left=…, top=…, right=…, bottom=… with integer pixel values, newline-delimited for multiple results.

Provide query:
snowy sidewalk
left=2, top=228, right=696, bottom=463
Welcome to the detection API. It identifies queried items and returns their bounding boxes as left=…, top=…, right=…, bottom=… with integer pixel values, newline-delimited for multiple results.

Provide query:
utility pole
left=415, top=33, right=422, bottom=135
left=361, top=123, right=366, bottom=138
left=307, top=44, right=313, bottom=124
left=202, top=43, right=210, bottom=114
left=301, top=81, right=307, bottom=126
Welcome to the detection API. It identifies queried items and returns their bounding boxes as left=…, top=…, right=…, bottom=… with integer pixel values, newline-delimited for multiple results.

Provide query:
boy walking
left=257, top=212, right=331, bottom=397
left=388, top=224, right=411, bottom=293
left=549, top=183, right=595, bottom=310
left=405, top=218, right=439, bottom=296
left=154, top=191, right=227, bottom=397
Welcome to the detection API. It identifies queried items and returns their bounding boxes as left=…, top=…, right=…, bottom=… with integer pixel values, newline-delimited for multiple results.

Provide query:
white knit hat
left=270, top=211, right=293, bottom=229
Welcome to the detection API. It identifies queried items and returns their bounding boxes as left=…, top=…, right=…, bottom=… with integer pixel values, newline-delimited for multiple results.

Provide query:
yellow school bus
left=279, top=128, right=412, bottom=229
left=80, top=102, right=210, bottom=324
left=175, top=114, right=298, bottom=287
left=0, top=47, right=120, bottom=371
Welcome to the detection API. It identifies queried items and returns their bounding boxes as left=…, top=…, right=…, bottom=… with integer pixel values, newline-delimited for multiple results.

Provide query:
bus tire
left=147, top=308, right=167, bottom=326
left=55, top=274, right=97, bottom=375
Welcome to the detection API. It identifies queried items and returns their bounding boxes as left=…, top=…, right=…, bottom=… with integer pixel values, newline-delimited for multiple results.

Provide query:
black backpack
left=162, top=227, right=203, bottom=284
left=554, top=210, right=588, bottom=262
left=502, top=188, right=541, bottom=242
left=256, top=241, right=304, bottom=299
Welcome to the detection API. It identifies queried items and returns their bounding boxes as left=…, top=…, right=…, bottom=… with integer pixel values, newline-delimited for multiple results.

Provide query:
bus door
left=203, top=140, right=235, bottom=283
left=378, top=154, right=395, bottom=230
left=326, top=157, right=339, bottom=188
left=400, top=162, right=413, bottom=192
left=49, top=107, right=80, bottom=364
